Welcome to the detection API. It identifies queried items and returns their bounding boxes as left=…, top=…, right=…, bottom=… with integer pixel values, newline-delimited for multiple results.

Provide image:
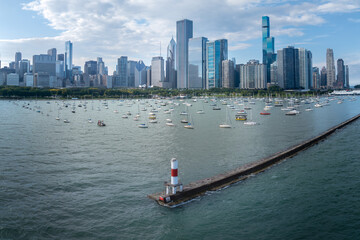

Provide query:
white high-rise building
left=326, top=48, right=336, bottom=88
left=25, top=73, right=34, bottom=87
left=7, top=73, right=20, bottom=86
left=151, top=57, right=164, bottom=87
left=239, top=60, right=266, bottom=89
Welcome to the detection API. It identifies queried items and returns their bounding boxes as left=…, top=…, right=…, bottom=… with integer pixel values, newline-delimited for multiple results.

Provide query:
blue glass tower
left=262, top=16, right=276, bottom=84
left=176, top=19, right=193, bottom=89
left=206, top=39, right=228, bottom=89
left=65, top=41, right=73, bottom=80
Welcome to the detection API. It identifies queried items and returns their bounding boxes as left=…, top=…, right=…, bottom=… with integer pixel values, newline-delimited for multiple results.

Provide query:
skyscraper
left=176, top=19, right=193, bottom=89
left=312, top=67, right=320, bottom=89
left=188, top=37, right=208, bottom=89
left=239, top=60, right=266, bottom=89
left=151, top=56, right=164, bottom=87
left=127, top=60, right=137, bottom=87
left=115, top=56, right=128, bottom=87
left=326, top=48, right=336, bottom=88
left=47, top=48, right=57, bottom=57
left=345, top=65, right=349, bottom=88
left=262, top=16, right=276, bottom=83
left=15, top=52, right=22, bottom=73
left=65, top=41, right=73, bottom=79
left=222, top=60, right=235, bottom=88
left=166, top=37, right=176, bottom=88
left=298, top=48, right=312, bottom=90
left=277, top=46, right=299, bottom=89
left=320, top=67, right=327, bottom=88
left=336, top=59, right=345, bottom=89
left=135, top=60, right=147, bottom=87
left=206, top=39, right=228, bottom=89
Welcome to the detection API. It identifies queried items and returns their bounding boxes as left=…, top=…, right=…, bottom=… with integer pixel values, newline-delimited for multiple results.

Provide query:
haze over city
left=0, top=0, right=359, bottom=85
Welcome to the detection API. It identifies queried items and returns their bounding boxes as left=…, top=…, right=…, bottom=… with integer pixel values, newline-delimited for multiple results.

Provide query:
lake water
left=1, top=96, right=359, bottom=239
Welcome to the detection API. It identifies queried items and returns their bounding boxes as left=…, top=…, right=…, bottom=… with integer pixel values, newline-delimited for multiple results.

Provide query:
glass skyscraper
left=188, top=37, right=208, bottom=89
left=277, top=46, right=299, bottom=89
left=65, top=41, right=73, bottom=79
left=176, top=19, right=193, bottom=89
left=206, top=39, right=228, bottom=89
left=262, top=16, right=276, bottom=84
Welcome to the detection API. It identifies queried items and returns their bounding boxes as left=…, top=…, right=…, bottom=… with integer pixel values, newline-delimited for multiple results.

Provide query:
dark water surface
left=1, top=97, right=359, bottom=239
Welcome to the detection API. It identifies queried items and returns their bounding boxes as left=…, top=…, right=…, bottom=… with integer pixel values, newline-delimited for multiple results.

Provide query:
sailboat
left=244, top=108, right=257, bottom=125
left=184, top=110, right=194, bottom=129
left=219, top=106, right=232, bottom=128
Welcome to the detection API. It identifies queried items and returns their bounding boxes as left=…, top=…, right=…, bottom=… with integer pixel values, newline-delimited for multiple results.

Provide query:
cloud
left=0, top=0, right=359, bottom=73
left=348, top=18, right=360, bottom=23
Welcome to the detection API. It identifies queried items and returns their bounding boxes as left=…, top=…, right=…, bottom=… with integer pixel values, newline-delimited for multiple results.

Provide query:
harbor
left=149, top=113, right=360, bottom=206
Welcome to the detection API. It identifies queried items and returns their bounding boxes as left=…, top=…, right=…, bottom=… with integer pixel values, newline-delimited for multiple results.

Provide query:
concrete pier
left=148, top=113, right=360, bottom=207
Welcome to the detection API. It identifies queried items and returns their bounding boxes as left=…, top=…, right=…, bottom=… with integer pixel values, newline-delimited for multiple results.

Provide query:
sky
left=0, top=0, right=359, bottom=85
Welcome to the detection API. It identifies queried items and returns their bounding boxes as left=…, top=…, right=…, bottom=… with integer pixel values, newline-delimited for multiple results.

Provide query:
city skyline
left=0, top=0, right=360, bottom=85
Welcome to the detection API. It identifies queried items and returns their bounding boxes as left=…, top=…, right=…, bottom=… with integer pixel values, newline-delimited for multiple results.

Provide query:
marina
left=1, top=96, right=360, bottom=239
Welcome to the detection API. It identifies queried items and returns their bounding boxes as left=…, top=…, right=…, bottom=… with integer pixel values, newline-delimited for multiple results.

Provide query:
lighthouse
left=165, top=158, right=183, bottom=195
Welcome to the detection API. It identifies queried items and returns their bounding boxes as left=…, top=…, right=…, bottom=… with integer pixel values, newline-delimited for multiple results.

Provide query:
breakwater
left=148, top=113, right=360, bottom=207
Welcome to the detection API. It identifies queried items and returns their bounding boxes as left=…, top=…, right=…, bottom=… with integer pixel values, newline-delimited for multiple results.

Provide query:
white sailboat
left=219, top=106, right=232, bottom=128
left=244, top=108, right=257, bottom=125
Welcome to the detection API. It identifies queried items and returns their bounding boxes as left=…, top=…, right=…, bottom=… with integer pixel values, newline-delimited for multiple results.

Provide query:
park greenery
left=0, top=86, right=331, bottom=99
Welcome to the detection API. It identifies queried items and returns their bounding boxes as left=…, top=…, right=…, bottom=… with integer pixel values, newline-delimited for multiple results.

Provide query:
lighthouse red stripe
left=171, top=169, right=178, bottom=177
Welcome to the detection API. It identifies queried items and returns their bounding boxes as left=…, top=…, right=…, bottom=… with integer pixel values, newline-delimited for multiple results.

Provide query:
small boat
left=260, top=111, right=271, bottom=115
left=126, top=111, right=132, bottom=115
left=114, top=110, right=119, bottom=113
left=63, top=119, right=70, bottom=123
left=184, top=123, right=194, bottom=129
left=212, top=107, right=221, bottom=110
left=122, top=115, right=128, bottom=119
left=138, top=123, right=148, bottom=128
left=196, top=110, right=205, bottom=114
left=180, top=111, right=188, bottom=115
left=235, top=114, right=247, bottom=121
left=244, top=121, right=257, bottom=125
left=97, top=120, right=106, bottom=126
left=286, top=110, right=299, bottom=115
left=314, top=103, right=322, bottom=108
left=180, top=119, right=188, bottom=123
left=166, top=122, right=175, bottom=127
left=133, top=117, right=140, bottom=121
left=55, top=117, right=60, bottom=120
left=305, top=108, right=313, bottom=112
left=149, top=119, right=158, bottom=123
left=166, top=119, right=172, bottom=123
left=219, top=124, right=231, bottom=128
left=71, top=110, right=76, bottom=113
left=88, top=119, right=93, bottom=123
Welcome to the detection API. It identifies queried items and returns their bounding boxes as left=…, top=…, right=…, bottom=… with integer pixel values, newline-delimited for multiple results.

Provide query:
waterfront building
left=34, top=72, right=50, bottom=87
left=135, top=60, right=147, bottom=87
left=106, top=75, right=113, bottom=88
left=127, top=60, right=137, bottom=87
left=146, top=67, right=151, bottom=87
left=270, top=62, right=278, bottom=85
left=235, top=64, right=240, bottom=88
left=298, top=48, right=313, bottom=90
left=115, top=56, right=128, bottom=87
left=0, top=67, right=15, bottom=85
left=24, top=73, right=34, bottom=87
left=320, top=66, right=327, bottom=88
left=188, top=37, right=208, bottom=89
left=206, top=39, right=228, bottom=89
left=15, top=52, right=22, bottom=73
left=166, top=37, right=176, bottom=89
left=176, top=19, right=193, bottom=88
left=47, top=48, right=57, bottom=57
left=345, top=65, right=349, bottom=88
left=336, top=59, right=345, bottom=89
left=56, top=60, right=65, bottom=79
left=7, top=73, right=20, bottom=86
left=57, top=54, right=64, bottom=61
left=326, top=48, right=336, bottom=88
left=222, top=59, right=234, bottom=88
left=19, top=59, right=30, bottom=82
left=151, top=56, right=164, bottom=87
left=97, top=57, right=106, bottom=75
left=84, top=60, right=97, bottom=75
left=65, top=41, right=73, bottom=79
left=239, top=60, right=266, bottom=89
left=32, top=54, right=56, bottom=77
left=312, top=67, right=320, bottom=89
left=262, top=16, right=276, bottom=83
left=277, top=46, right=299, bottom=89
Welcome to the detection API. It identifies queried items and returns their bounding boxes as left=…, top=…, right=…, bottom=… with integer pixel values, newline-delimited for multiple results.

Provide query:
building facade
left=166, top=37, right=176, bottom=89
left=206, top=39, right=228, bottom=89
left=298, top=48, right=313, bottom=90
left=326, top=48, right=336, bottom=88
left=176, top=19, right=193, bottom=88
left=222, top=60, right=234, bottom=88
left=239, top=60, right=266, bottom=89
left=277, top=46, right=299, bottom=89
left=336, top=59, right=345, bottom=89
left=262, top=16, right=276, bottom=84
left=188, top=37, right=208, bottom=89
left=151, top=57, right=164, bottom=87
